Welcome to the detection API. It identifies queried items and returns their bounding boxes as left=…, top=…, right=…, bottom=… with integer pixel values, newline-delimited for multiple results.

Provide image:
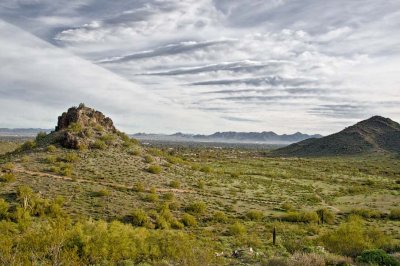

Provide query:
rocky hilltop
left=43, top=104, right=132, bottom=150
left=272, top=116, right=400, bottom=156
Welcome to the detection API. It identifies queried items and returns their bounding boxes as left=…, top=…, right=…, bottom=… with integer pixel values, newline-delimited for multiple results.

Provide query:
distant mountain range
left=0, top=128, right=50, bottom=137
left=133, top=131, right=322, bottom=144
left=272, top=116, right=400, bottom=156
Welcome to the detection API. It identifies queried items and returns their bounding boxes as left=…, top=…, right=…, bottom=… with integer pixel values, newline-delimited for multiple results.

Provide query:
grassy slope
left=1, top=140, right=400, bottom=264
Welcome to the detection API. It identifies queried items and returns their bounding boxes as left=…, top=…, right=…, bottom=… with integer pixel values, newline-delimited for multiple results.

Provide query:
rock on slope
left=272, top=116, right=400, bottom=156
left=42, top=104, right=131, bottom=149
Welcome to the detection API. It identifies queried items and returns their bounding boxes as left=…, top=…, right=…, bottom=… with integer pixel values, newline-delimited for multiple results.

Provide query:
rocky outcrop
left=45, top=104, right=129, bottom=150
left=55, top=104, right=116, bottom=133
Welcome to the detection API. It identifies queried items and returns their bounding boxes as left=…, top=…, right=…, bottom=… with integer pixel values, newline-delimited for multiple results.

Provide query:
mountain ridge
left=272, top=115, right=400, bottom=156
left=133, top=131, right=322, bottom=144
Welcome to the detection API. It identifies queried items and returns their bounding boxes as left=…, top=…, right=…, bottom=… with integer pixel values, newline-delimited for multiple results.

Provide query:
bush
left=62, top=152, right=79, bottom=163
left=213, top=211, right=228, bottom=223
left=282, top=211, right=319, bottom=223
left=0, top=198, right=9, bottom=219
left=100, top=134, right=116, bottom=145
left=389, top=208, right=400, bottom=220
left=351, top=208, right=384, bottom=219
left=246, top=210, right=264, bottom=221
left=200, top=166, right=212, bottom=173
left=143, top=193, right=159, bottom=202
left=128, top=149, right=141, bottom=156
left=169, top=180, right=181, bottom=189
left=129, top=208, right=151, bottom=227
left=20, top=140, right=36, bottom=151
left=93, top=189, right=110, bottom=197
left=0, top=173, right=16, bottom=183
left=144, top=155, right=155, bottom=163
left=68, top=122, right=82, bottom=133
left=356, top=249, right=400, bottom=266
left=320, top=216, right=391, bottom=257
left=147, top=165, right=162, bottom=174
left=92, top=139, right=107, bottom=150
left=35, top=132, right=47, bottom=142
left=228, top=222, right=246, bottom=236
left=46, top=145, right=57, bottom=152
left=185, top=201, right=206, bottom=215
left=133, top=182, right=145, bottom=192
left=1, top=162, right=15, bottom=171
left=317, top=208, right=335, bottom=224
left=163, top=192, right=175, bottom=201
left=181, top=213, right=197, bottom=227
left=44, top=155, right=57, bottom=164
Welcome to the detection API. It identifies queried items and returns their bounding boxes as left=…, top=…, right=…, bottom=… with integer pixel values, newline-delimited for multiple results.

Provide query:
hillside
left=272, top=116, right=400, bottom=156
left=1, top=107, right=400, bottom=265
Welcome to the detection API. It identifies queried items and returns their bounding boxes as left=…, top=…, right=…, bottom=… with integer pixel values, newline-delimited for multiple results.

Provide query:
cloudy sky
left=0, top=0, right=399, bottom=134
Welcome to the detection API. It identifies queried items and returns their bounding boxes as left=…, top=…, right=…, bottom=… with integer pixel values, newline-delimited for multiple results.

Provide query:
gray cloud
left=189, top=76, right=314, bottom=87
left=98, top=40, right=233, bottom=63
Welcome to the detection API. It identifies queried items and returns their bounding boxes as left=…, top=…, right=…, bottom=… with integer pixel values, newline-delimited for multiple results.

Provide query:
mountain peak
left=272, top=115, right=400, bottom=156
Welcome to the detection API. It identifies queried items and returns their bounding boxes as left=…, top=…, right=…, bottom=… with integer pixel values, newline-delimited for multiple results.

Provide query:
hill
left=133, top=131, right=322, bottom=144
left=41, top=104, right=134, bottom=150
left=272, top=116, right=400, bottom=156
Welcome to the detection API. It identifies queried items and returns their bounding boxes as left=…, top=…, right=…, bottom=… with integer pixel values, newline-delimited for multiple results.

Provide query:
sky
left=0, top=0, right=399, bottom=134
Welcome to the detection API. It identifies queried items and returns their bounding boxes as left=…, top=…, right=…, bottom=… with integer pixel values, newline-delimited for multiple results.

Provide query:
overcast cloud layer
left=0, top=0, right=399, bottom=134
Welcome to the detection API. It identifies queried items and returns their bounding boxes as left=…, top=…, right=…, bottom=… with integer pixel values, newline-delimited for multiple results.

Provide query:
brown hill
left=41, top=104, right=133, bottom=150
left=272, top=116, right=400, bottom=156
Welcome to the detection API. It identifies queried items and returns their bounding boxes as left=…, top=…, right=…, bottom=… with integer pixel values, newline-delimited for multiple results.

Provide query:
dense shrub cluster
left=281, top=211, right=319, bottom=223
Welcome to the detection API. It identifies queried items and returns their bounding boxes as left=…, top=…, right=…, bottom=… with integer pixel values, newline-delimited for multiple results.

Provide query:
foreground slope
left=1, top=106, right=400, bottom=265
left=272, top=116, right=400, bottom=156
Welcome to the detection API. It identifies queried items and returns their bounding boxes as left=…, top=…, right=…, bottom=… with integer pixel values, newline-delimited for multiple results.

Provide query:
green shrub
left=94, top=189, right=110, bottom=197
left=0, top=173, right=16, bottom=183
left=35, top=131, right=47, bottom=142
left=0, top=198, right=9, bottom=219
left=281, top=202, right=294, bottom=211
left=128, top=149, right=141, bottom=156
left=320, top=216, right=391, bottom=257
left=170, top=218, right=184, bottom=229
left=169, top=180, right=181, bottom=189
left=133, top=182, right=145, bottom=192
left=228, top=222, right=246, bottom=236
left=143, top=193, right=159, bottom=202
left=62, top=152, right=79, bottom=163
left=144, top=155, right=155, bottom=163
left=185, top=201, right=206, bottom=215
left=213, top=211, right=228, bottom=223
left=356, top=249, right=400, bottom=266
left=246, top=210, right=264, bottom=221
left=163, top=192, right=175, bottom=201
left=317, top=208, right=335, bottom=224
left=20, top=140, right=36, bottom=151
left=350, top=208, right=384, bottom=219
left=200, top=166, right=212, bottom=173
left=282, top=211, right=319, bottom=223
left=389, top=208, right=400, bottom=220
left=129, top=208, right=151, bottom=227
left=92, top=139, right=107, bottom=150
left=147, top=165, right=162, bottom=174
left=100, top=134, right=116, bottom=145
left=1, top=162, right=15, bottom=171
left=181, top=213, right=197, bottom=227
left=44, top=155, right=57, bottom=164
left=68, top=122, right=82, bottom=133
left=46, top=145, right=57, bottom=152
